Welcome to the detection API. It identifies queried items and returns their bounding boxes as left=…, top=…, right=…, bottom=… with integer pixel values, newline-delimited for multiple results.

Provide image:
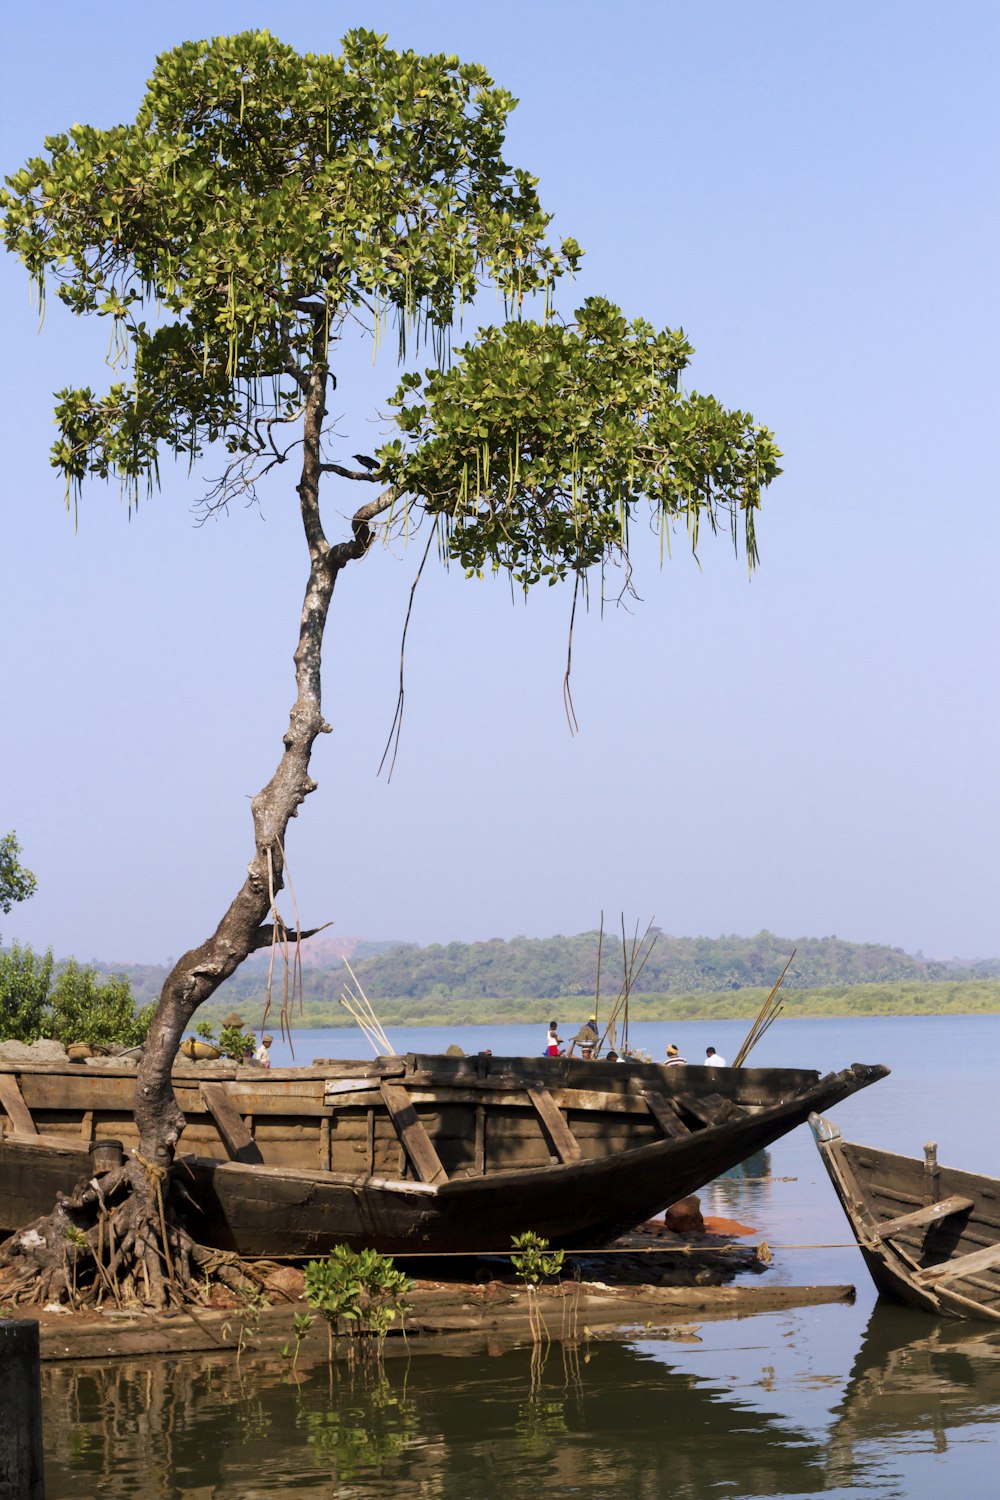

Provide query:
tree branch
left=248, top=921, right=331, bottom=953
left=329, top=484, right=400, bottom=566
left=318, top=463, right=383, bottom=482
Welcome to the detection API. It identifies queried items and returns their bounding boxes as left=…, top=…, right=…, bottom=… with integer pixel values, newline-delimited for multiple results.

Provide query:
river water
left=39, top=1015, right=1000, bottom=1498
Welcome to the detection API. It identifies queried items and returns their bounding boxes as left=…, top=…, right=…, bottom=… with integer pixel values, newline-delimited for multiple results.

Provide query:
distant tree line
left=86, top=928, right=999, bottom=1011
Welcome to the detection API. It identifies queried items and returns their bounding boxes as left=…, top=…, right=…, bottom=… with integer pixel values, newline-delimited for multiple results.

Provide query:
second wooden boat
left=811, top=1113, right=1000, bottom=1321
left=1, top=1053, right=887, bottom=1257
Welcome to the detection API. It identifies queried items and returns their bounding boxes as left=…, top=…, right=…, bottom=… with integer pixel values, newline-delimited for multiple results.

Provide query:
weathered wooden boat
left=0, top=1053, right=886, bottom=1257
left=811, top=1113, right=1000, bottom=1321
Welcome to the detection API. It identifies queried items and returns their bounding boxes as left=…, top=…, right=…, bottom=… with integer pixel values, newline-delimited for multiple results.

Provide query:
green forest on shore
left=80, top=929, right=1000, bottom=1032
left=6, top=926, right=1000, bottom=1043
left=182, top=978, right=1000, bottom=1032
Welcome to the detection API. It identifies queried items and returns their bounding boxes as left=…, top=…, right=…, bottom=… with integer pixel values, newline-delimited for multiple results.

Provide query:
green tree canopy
left=0, top=831, right=36, bottom=919
left=2, top=28, right=778, bottom=582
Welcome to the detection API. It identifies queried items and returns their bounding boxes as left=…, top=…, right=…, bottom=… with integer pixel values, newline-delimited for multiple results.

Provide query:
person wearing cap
left=568, top=1017, right=599, bottom=1056
left=664, top=1043, right=687, bottom=1066
left=254, top=1034, right=274, bottom=1068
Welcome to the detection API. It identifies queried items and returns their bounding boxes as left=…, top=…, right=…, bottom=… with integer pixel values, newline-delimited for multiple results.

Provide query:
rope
left=134, top=1150, right=176, bottom=1286
left=236, top=1241, right=856, bottom=1262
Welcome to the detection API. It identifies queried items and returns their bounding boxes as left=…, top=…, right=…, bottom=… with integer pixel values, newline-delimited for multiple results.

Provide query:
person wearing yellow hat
left=568, top=1016, right=599, bottom=1056
left=664, top=1043, right=687, bottom=1066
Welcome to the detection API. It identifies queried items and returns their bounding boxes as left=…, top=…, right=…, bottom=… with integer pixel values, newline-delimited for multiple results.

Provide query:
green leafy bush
left=217, top=1024, right=255, bottom=1062
left=47, top=961, right=153, bottom=1048
left=0, top=948, right=151, bottom=1047
left=304, top=1244, right=412, bottom=1346
left=0, top=943, right=53, bottom=1042
left=510, top=1230, right=565, bottom=1286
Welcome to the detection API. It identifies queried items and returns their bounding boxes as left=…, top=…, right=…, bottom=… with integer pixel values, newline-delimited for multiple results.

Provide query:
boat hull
left=1, top=1054, right=887, bottom=1257
left=811, top=1115, right=1000, bottom=1322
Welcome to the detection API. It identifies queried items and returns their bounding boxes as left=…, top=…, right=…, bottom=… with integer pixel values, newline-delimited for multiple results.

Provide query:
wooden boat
left=811, top=1113, right=1000, bottom=1321
left=0, top=1053, right=886, bottom=1258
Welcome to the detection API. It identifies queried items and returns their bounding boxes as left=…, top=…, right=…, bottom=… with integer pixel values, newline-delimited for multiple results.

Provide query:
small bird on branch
left=352, top=453, right=382, bottom=472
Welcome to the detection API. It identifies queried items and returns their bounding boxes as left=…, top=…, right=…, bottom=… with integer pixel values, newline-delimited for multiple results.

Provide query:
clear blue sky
left=2, top=1, right=997, bottom=966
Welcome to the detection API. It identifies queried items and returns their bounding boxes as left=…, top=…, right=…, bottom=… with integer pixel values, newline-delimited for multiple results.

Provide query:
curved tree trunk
left=134, top=351, right=388, bottom=1172
left=0, top=344, right=396, bottom=1310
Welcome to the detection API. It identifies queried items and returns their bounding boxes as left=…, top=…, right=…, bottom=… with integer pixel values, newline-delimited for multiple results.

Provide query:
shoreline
left=8, top=1278, right=856, bottom=1363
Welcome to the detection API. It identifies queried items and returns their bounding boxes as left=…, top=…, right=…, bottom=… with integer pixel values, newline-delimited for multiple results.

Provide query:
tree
left=0, top=944, right=52, bottom=1043
left=0, top=831, right=36, bottom=921
left=1, top=30, right=780, bottom=1302
left=47, top=962, right=153, bottom=1049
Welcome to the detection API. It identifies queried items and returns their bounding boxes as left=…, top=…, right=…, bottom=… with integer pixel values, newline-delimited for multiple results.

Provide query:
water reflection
left=701, top=1148, right=773, bottom=1220
left=42, top=1337, right=831, bottom=1499
left=42, top=1302, right=1000, bottom=1498
left=828, top=1303, right=1000, bottom=1487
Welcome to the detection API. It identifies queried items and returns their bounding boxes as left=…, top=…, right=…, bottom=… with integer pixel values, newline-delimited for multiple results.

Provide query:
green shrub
left=0, top=943, right=53, bottom=1042
left=47, top=960, right=152, bottom=1048
left=304, top=1244, right=412, bottom=1346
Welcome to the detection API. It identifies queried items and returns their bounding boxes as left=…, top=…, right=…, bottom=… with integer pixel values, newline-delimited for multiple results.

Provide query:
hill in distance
left=92, top=928, right=1000, bottom=1014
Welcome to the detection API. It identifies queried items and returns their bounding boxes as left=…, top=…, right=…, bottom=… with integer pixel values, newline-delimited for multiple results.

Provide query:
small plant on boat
left=217, top=1024, right=255, bottom=1062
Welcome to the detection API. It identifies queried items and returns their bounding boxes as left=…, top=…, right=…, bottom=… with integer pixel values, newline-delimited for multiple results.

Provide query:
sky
left=1, top=1, right=998, bottom=966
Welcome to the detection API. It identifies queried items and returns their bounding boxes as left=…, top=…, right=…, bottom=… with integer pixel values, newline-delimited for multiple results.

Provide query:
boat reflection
left=827, top=1302, right=1000, bottom=1487
left=701, top=1148, right=773, bottom=1220
left=42, top=1332, right=834, bottom=1499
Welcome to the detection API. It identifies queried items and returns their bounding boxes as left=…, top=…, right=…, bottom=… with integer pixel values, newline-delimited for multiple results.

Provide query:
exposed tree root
left=0, top=1159, right=276, bottom=1312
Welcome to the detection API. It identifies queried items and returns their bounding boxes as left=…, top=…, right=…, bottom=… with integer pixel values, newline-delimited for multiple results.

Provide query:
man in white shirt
left=704, top=1046, right=727, bottom=1067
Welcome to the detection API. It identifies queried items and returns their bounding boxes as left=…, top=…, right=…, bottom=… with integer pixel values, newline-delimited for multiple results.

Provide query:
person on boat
left=545, top=1022, right=564, bottom=1057
left=254, top=1034, right=273, bottom=1068
left=704, top=1046, right=727, bottom=1067
left=664, top=1043, right=686, bottom=1066
left=568, top=1017, right=599, bottom=1056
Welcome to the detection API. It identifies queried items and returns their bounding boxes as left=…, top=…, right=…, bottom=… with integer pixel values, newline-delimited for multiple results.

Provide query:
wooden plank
left=875, top=1195, right=975, bottom=1239
left=917, top=1241, right=1000, bottom=1286
left=379, top=1083, right=448, bottom=1185
left=526, top=1087, right=584, bottom=1164
left=0, top=1075, right=38, bottom=1137
left=475, top=1104, right=486, bottom=1175
left=323, top=1078, right=381, bottom=1103
left=638, top=1089, right=691, bottom=1138
left=673, top=1092, right=739, bottom=1127
left=200, top=1083, right=264, bottom=1165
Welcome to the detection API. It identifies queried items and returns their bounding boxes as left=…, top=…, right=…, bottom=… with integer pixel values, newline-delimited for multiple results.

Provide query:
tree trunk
left=133, top=352, right=373, bottom=1171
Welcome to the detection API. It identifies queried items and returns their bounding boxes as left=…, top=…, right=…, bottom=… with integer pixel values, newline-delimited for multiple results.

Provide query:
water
left=40, top=1015, right=1000, bottom=1498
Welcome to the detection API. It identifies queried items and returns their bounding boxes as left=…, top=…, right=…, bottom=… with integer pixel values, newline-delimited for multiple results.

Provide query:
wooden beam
left=917, top=1241, right=1000, bottom=1286
left=638, top=1089, right=691, bottom=1138
left=0, top=1075, right=37, bottom=1137
left=526, top=1087, right=584, bottom=1164
left=875, top=1195, right=974, bottom=1239
left=673, top=1092, right=739, bottom=1128
left=379, top=1083, right=448, bottom=1185
left=200, top=1083, right=264, bottom=1165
